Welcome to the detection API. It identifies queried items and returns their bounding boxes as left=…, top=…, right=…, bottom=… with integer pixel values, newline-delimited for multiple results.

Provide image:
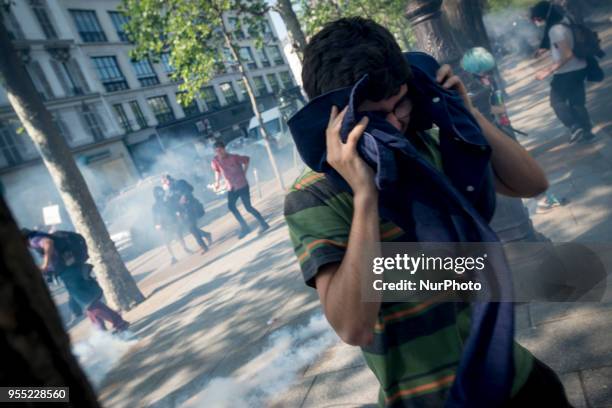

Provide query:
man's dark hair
left=213, top=140, right=225, bottom=149
left=302, top=17, right=412, bottom=101
left=530, top=1, right=564, bottom=24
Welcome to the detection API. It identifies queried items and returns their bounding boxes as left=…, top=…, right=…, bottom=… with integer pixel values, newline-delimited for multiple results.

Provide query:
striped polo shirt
left=284, top=162, right=534, bottom=406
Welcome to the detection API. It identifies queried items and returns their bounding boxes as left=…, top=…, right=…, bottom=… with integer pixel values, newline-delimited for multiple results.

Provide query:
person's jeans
left=550, top=68, right=592, bottom=133
left=227, top=185, right=267, bottom=230
left=86, top=299, right=128, bottom=331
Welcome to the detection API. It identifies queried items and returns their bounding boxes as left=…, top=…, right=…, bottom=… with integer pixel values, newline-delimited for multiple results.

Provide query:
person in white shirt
left=531, top=1, right=595, bottom=143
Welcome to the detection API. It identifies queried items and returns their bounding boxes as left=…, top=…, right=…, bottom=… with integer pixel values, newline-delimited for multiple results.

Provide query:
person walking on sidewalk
left=23, top=228, right=129, bottom=333
left=531, top=1, right=596, bottom=143
left=161, top=175, right=212, bottom=254
left=152, top=186, right=193, bottom=264
left=212, top=140, right=269, bottom=239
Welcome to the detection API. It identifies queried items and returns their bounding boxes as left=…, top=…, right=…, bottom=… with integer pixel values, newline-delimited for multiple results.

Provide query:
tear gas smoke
left=182, top=313, right=338, bottom=408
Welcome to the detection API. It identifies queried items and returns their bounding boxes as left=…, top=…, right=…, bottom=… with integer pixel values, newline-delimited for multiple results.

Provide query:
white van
left=247, top=107, right=291, bottom=149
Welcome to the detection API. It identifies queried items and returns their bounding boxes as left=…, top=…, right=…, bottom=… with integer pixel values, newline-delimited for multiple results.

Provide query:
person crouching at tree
left=23, top=228, right=130, bottom=333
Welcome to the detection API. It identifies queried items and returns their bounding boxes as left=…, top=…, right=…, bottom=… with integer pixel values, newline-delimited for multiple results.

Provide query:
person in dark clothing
left=161, top=175, right=212, bottom=254
left=152, top=186, right=192, bottom=264
left=531, top=1, right=595, bottom=143
left=23, top=228, right=129, bottom=333
left=212, top=140, right=269, bottom=239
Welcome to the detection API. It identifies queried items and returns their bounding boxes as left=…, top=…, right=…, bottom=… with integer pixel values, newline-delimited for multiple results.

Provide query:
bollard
left=253, top=168, right=262, bottom=199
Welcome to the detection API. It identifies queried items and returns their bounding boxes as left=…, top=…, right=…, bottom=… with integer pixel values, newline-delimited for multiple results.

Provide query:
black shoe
left=204, top=231, right=213, bottom=245
left=238, top=227, right=251, bottom=239
left=258, top=222, right=270, bottom=235
left=579, top=131, right=596, bottom=143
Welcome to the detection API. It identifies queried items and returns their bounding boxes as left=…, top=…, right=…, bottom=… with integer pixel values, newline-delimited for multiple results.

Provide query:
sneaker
left=578, top=131, right=596, bottom=143
left=238, top=226, right=251, bottom=239
left=112, top=321, right=130, bottom=334
left=569, top=127, right=584, bottom=144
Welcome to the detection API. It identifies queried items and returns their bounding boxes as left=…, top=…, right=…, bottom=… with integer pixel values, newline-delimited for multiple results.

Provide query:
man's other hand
left=436, top=64, right=474, bottom=112
left=326, top=106, right=375, bottom=198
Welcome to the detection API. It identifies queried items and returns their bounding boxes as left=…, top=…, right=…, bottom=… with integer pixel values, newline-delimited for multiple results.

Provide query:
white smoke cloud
left=182, top=313, right=338, bottom=408
left=72, top=329, right=137, bottom=387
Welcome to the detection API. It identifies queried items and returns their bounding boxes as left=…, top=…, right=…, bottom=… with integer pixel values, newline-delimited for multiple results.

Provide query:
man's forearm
left=471, top=109, right=548, bottom=197
left=322, top=192, right=381, bottom=345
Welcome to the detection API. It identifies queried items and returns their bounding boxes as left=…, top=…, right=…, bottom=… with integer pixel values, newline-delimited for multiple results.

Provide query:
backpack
left=562, top=22, right=605, bottom=60
left=51, top=230, right=89, bottom=266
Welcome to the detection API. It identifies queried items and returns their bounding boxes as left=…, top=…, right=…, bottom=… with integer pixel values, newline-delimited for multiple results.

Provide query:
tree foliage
left=298, top=0, right=414, bottom=50
left=121, top=0, right=269, bottom=105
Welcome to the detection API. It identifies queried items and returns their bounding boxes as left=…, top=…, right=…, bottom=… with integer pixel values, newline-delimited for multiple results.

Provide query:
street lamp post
left=404, top=0, right=491, bottom=115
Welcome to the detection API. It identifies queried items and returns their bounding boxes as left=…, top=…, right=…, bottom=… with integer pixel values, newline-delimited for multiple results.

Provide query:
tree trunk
left=0, top=18, right=144, bottom=311
left=275, top=0, right=307, bottom=60
left=221, top=24, right=286, bottom=190
left=442, top=0, right=492, bottom=51
left=0, top=196, right=101, bottom=407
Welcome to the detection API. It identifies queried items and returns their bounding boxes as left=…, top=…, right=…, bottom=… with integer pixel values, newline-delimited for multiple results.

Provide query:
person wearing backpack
left=22, top=228, right=129, bottom=333
left=161, top=174, right=212, bottom=254
left=531, top=1, right=604, bottom=144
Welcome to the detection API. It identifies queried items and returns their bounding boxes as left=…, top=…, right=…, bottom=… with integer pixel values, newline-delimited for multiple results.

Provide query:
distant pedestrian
left=162, top=175, right=212, bottom=254
left=212, top=140, right=269, bottom=239
left=152, top=186, right=193, bottom=264
left=22, top=228, right=129, bottom=333
left=531, top=1, right=600, bottom=143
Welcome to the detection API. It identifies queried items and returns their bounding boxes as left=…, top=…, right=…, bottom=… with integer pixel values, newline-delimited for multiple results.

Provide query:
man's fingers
left=442, top=75, right=462, bottom=90
left=327, top=105, right=338, bottom=127
left=346, top=116, right=370, bottom=148
left=436, top=64, right=452, bottom=83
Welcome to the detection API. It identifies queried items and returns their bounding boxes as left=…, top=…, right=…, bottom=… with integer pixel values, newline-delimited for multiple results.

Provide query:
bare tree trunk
left=443, top=0, right=492, bottom=51
left=221, top=24, right=286, bottom=190
left=0, top=196, right=101, bottom=407
left=0, top=18, right=144, bottom=311
left=275, top=0, right=307, bottom=60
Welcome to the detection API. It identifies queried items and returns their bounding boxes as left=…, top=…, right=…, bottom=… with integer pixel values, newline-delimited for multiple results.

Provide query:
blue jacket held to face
left=288, top=52, right=515, bottom=407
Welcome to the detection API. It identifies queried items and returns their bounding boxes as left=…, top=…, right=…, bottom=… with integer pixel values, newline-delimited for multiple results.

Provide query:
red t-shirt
left=211, top=153, right=249, bottom=191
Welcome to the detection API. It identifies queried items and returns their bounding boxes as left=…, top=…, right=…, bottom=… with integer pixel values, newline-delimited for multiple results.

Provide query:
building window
left=279, top=71, right=294, bottom=88
left=51, top=112, right=72, bottom=142
left=255, top=48, right=270, bottom=68
left=3, top=10, right=24, bottom=40
left=81, top=104, right=104, bottom=141
left=129, top=100, right=147, bottom=128
left=263, top=20, right=276, bottom=40
left=0, top=121, right=24, bottom=166
left=161, top=53, right=174, bottom=73
left=220, top=82, right=237, bottom=105
left=266, top=74, right=280, bottom=94
left=113, top=104, right=132, bottom=133
left=222, top=48, right=237, bottom=72
left=236, top=80, right=247, bottom=101
left=91, top=56, right=129, bottom=92
left=267, top=45, right=284, bottom=66
left=69, top=10, right=107, bottom=42
left=202, top=86, right=221, bottom=111
left=228, top=17, right=245, bottom=40
left=26, top=61, right=54, bottom=100
left=239, top=47, right=257, bottom=70
left=252, top=76, right=267, bottom=96
left=30, top=0, right=57, bottom=39
left=108, top=11, right=130, bottom=42
left=177, top=93, right=200, bottom=117
left=131, top=59, right=159, bottom=87
left=147, top=95, right=175, bottom=125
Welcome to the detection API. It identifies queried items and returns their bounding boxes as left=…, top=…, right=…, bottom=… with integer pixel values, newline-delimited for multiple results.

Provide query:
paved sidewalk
left=73, top=10, right=612, bottom=408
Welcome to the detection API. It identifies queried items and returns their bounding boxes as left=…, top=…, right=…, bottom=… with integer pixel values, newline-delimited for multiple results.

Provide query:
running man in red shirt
left=212, top=140, right=269, bottom=238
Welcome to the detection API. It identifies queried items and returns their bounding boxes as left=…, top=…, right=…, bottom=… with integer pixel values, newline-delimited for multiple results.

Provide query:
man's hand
left=326, top=106, right=375, bottom=198
left=436, top=64, right=474, bottom=112
left=534, top=48, right=548, bottom=58
left=535, top=68, right=552, bottom=81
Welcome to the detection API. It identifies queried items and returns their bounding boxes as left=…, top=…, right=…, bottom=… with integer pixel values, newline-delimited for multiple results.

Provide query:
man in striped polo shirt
left=284, top=18, right=572, bottom=407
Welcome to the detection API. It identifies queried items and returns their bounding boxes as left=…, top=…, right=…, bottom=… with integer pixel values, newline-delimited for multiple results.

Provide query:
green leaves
left=121, top=0, right=270, bottom=103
